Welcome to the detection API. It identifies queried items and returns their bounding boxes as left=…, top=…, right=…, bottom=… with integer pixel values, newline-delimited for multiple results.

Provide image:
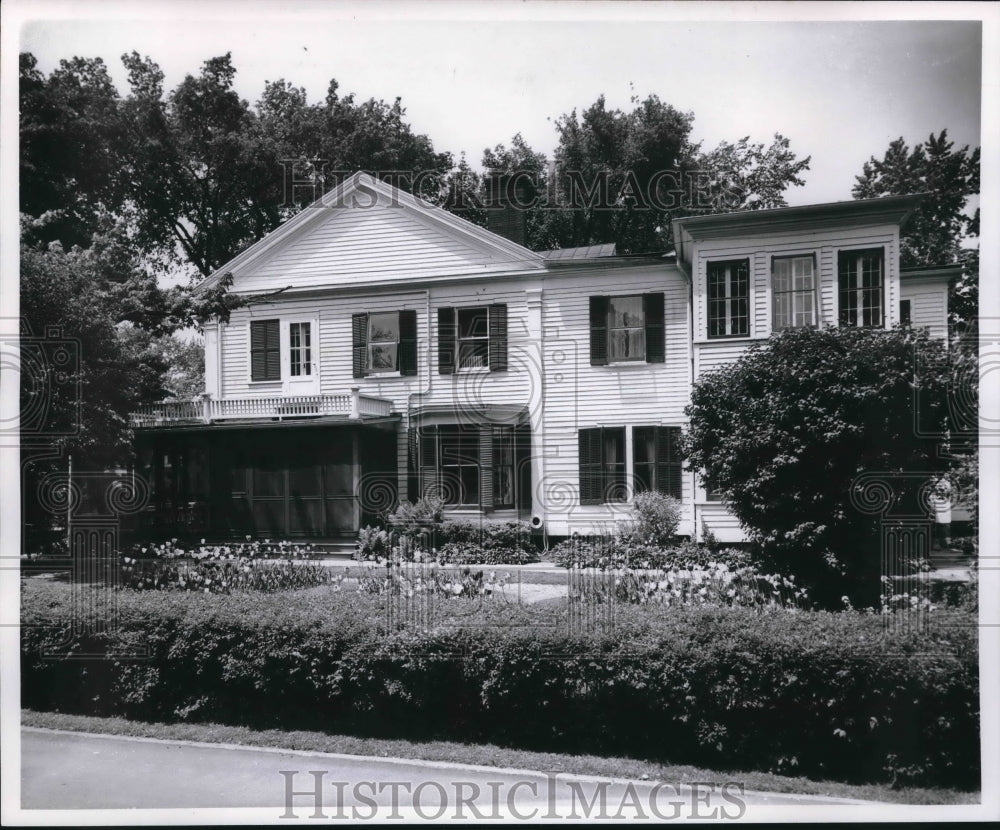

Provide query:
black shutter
left=656, top=426, right=683, bottom=500
left=438, top=307, right=456, bottom=374
left=488, top=304, right=507, bottom=372
left=399, top=310, right=418, bottom=375
left=589, top=296, right=609, bottom=365
left=352, top=313, right=368, bottom=378
left=407, top=426, right=419, bottom=501
left=516, top=424, right=532, bottom=512
left=418, top=427, right=438, bottom=499
left=251, top=319, right=280, bottom=381
left=479, top=425, right=494, bottom=511
left=643, top=292, right=665, bottom=363
left=578, top=428, right=603, bottom=505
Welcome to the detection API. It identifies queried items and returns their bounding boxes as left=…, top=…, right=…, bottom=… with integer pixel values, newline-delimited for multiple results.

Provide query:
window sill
left=456, top=367, right=491, bottom=375
left=248, top=380, right=283, bottom=386
left=365, top=371, right=403, bottom=379
left=605, top=360, right=652, bottom=368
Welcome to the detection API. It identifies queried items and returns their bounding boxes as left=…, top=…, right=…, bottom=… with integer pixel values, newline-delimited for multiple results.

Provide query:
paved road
left=20, top=728, right=871, bottom=818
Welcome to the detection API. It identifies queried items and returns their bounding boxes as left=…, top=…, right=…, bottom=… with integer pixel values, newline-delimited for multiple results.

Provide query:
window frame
left=607, top=294, right=646, bottom=363
left=288, top=321, right=313, bottom=377
left=457, top=306, right=490, bottom=371
left=366, top=311, right=401, bottom=375
left=838, top=247, right=885, bottom=328
left=771, top=253, right=818, bottom=330
left=632, top=425, right=683, bottom=500
left=706, top=258, right=751, bottom=339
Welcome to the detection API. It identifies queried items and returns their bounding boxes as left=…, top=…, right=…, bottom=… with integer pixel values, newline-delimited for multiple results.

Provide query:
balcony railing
left=130, top=387, right=393, bottom=427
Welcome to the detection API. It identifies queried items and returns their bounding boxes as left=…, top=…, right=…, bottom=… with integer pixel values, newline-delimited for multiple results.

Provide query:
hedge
left=21, top=581, right=978, bottom=787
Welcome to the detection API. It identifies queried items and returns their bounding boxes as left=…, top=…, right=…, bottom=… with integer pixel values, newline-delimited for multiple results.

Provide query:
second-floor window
left=589, top=293, right=665, bottom=365
left=438, top=304, right=507, bottom=374
left=772, top=255, right=817, bottom=329
left=289, top=322, right=312, bottom=376
left=839, top=248, right=884, bottom=328
left=707, top=259, right=750, bottom=338
left=352, top=310, right=418, bottom=377
left=250, top=319, right=281, bottom=382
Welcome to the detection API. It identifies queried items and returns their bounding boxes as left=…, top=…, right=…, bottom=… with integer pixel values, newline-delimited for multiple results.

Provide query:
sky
left=13, top=1, right=986, bottom=207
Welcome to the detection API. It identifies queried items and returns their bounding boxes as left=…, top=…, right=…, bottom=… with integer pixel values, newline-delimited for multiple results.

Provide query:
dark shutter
left=407, top=426, right=419, bottom=501
left=352, top=313, right=368, bottom=378
left=643, top=292, right=665, bottom=363
left=589, top=296, right=609, bottom=365
left=250, top=319, right=280, bottom=381
left=488, top=303, right=508, bottom=372
left=438, top=307, right=456, bottom=374
left=899, top=299, right=912, bottom=327
left=418, top=427, right=438, bottom=499
left=657, top=426, right=683, bottom=500
left=578, top=428, right=603, bottom=505
left=479, top=424, right=494, bottom=511
left=515, top=425, right=532, bottom=512
left=399, top=310, right=418, bottom=375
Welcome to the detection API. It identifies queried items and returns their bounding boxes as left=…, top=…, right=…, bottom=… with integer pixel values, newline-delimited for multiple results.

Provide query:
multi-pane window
left=579, top=427, right=627, bottom=505
left=772, top=255, right=817, bottom=329
left=289, top=322, right=312, bottom=376
left=353, top=310, right=417, bottom=378
left=250, top=319, right=281, bottom=381
left=457, top=307, right=489, bottom=369
left=707, top=259, right=750, bottom=337
left=632, top=426, right=683, bottom=500
left=839, top=248, right=884, bottom=328
left=608, top=295, right=646, bottom=362
left=439, top=425, right=480, bottom=505
left=367, top=312, right=399, bottom=372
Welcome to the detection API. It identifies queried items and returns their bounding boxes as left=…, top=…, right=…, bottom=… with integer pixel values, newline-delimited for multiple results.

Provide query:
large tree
left=684, top=326, right=952, bottom=606
left=852, top=130, right=980, bottom=333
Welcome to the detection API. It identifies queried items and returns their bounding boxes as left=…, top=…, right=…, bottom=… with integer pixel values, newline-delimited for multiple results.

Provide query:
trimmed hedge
left=21, top=581, right=978, bottom=787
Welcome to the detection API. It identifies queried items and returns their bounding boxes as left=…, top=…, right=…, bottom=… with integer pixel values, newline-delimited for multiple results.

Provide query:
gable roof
left=541, top=242, right=617, bottom=261
left=197, top=171, right=545, bottom=295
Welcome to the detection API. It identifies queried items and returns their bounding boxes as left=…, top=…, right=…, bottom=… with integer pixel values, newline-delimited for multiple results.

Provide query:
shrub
left=21, top=581, right=978, bottom=787
left=684, top=326, right=953, bottom=606
left=434, top=521, right=538, bottom=565
left=355, top=525, right=392, bottom=560
left=548, top=536, right=750, bottom=571
left=386, top=496, right=444, bottom=542
left=621, top=491, right=683, bottom=546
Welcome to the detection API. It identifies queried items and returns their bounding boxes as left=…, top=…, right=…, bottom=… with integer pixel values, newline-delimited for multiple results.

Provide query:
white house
left=129, top=173, right=954, bottom=544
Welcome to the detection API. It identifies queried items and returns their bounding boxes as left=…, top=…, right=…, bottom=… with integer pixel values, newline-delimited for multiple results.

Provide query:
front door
left=283, top=317, right=319, bottom=397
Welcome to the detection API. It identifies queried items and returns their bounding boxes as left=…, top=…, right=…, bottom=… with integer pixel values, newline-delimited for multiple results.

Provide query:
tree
left=683, top=326, right=952, bottom=605
left=852, top=130, right=979, bottom=333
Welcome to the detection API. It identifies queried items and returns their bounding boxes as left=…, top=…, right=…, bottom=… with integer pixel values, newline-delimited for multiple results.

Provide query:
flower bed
left=21, top=580, right=978, bottom=787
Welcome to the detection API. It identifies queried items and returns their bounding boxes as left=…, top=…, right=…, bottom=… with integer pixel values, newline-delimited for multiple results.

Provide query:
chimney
left=483, top=173, right=534, bottom=247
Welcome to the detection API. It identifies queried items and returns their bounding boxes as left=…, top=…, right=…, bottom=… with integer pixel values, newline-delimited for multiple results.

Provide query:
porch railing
left=130, top=387, right=393, bottom=427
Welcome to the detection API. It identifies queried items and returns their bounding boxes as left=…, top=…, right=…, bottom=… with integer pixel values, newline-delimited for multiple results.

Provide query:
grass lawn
left=21, top=710, right=978, bottom=806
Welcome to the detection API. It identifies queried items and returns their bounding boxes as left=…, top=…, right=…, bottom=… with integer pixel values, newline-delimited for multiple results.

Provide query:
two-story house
left=129, top=173, right=954, bottom=545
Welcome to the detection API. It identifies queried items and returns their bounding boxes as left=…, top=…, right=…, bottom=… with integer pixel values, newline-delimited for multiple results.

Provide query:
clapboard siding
left=901, top=282, right=949, bottom=340
left=538, top=264, right=694, bottom=536
left=692, top=225, right=901, bottom=342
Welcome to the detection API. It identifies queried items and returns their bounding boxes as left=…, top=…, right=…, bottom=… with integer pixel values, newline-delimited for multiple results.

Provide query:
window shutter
left=399, top=310, right=418, bottom=375
left=352, top=313, right=368, bottom=378
left=643, top=293, right=665, bottom=363
left=437, top=307, right=456, bottom=374
left=516, top=424, right=532, bottom=512
left=656, top=426, right=683, bottom=500
left=418, top=427, right=438, bottom=499
left=589, top=296, right=609, bottom=365
left=479, top=425, right=494, bottom=511
left=488, top=304, right=508, bottom=372
left=578, top=428, right=602, bottom=505
left=407, top=426, right=419, bottom=501
left=251, top=319, right=280, bottom=381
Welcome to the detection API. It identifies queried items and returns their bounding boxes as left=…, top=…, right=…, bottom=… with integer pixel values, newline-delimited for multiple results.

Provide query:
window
left=633, top=426, right=683, bottom=500
left=289, top=322, right=312, bottom=376
left=839, top=248, right=884, bottom=328
left=900, top=299, right=912, bottom=327
left=772, top=255, right=817, bottom=329
left=352, top=310, right=417, bottom=377
left=579, top=427, right=626, bottom=505
left=415, top=423, right=525, bottom=508
left=589, top=294, right=664, bottom=365
left=458, top=307, right=489, bottom=369
left=438, top=305, right=507, bottom=374
left=707, top=259, right=750, bottom=337
left=250, top=319, right=281, bottom=381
